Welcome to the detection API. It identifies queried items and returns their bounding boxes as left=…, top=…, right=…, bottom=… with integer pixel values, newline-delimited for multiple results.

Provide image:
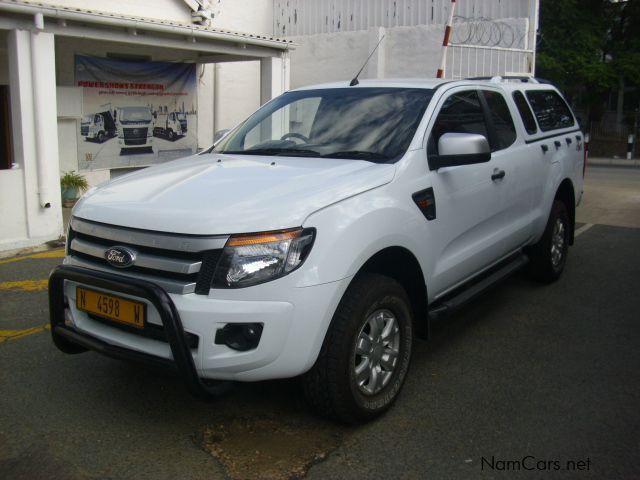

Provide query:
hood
left=73, top=153, right=396, bottom=235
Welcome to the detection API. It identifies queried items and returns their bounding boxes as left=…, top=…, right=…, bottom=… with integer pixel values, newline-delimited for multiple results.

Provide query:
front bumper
left=50, top=264, right=350, bottom=395
left=49, top=265, right=227, bottom=399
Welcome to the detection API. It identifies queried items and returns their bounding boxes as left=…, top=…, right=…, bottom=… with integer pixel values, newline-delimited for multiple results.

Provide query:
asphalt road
left=1, top=166, right=638, bottom=480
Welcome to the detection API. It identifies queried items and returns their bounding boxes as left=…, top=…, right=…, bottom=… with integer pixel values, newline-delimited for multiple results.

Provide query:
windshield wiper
left=221, top=148, right=320, bottom=157
left=323, top=150, right=389, bottom=161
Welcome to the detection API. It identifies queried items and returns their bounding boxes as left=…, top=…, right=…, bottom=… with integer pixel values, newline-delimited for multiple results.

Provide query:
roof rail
left=465, top=75, right=540, bottom=84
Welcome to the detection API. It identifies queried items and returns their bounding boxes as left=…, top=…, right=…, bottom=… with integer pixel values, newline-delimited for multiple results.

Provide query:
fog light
left=215, top=323, right=263, bottom=351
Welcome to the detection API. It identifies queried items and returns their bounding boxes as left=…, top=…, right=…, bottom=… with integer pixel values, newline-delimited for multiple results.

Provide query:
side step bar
left=428, top=254, right=529, bottom=321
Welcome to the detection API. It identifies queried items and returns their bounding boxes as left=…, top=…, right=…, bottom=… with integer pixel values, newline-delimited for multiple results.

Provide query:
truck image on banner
left=75, top=55, right=197, bottom=171
left=80, top=111, right=116, bottom=143
left=154, top=111, right=188, bottom=141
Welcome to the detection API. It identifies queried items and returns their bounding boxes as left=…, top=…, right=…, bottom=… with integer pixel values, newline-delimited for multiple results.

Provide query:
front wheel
left=526, top=199, right=570, bottom=282
left=302, top=273, right=413, bottom=424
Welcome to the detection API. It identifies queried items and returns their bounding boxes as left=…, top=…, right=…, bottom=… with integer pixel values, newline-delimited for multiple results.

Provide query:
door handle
left=541, top=144, right=549, bottom=153
left=554, top=140, right=562, bottom=149
left=491, top=169, right=506, bottom=181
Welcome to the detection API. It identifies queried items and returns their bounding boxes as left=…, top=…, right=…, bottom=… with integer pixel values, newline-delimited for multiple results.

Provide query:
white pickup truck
left=50, top=77, right=584, bottom=423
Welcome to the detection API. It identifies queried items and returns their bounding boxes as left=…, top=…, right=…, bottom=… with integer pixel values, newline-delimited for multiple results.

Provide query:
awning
left=0, top=0, right=294, bottom=62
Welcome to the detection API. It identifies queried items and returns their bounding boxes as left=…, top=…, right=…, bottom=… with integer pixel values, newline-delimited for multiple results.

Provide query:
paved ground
left=1, top=166, right=638, bottom=479
left=577, top=165, right=640, bottom=228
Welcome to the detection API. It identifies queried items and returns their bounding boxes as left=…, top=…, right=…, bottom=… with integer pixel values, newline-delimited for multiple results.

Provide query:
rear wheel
left=302, top=273, right=413, bottom=424
left=527, top=199, right=570, bottom=282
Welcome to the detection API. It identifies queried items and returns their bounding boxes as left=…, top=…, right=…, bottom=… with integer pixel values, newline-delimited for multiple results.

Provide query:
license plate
left=76, top=287, right=145, bottom=329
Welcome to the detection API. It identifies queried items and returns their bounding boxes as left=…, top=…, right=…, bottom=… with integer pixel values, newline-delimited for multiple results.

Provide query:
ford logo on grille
left=104, top=246, right=136, bottom=268
left=133, top=129, right=140, bottom=135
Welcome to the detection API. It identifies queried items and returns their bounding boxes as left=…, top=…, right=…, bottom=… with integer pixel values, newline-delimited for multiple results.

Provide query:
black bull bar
left=49, top=265, right=229, bottom=399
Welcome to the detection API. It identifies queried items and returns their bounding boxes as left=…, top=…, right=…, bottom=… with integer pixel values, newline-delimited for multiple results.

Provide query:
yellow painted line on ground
left=0, top=249, right=65, bottom=265
left=0, top=324, right=50, bottom=343
left=0, top=279, right=48, bottom=291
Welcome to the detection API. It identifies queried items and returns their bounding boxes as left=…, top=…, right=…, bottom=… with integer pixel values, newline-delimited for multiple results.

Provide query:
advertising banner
left=75, top=55, right=197, bottom=171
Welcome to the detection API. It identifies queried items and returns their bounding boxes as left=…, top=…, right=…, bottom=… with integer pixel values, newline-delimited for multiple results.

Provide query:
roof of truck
left=291, top=77, right=558, bottom=93
left=292, top=79, right=448, bottom=91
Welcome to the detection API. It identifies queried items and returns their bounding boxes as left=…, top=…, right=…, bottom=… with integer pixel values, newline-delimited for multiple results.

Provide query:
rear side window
left=512, top=91, right=537, bottom=134
left=481, top=90, right=516, bottom=150
left=525, top=90, right=575, bottom=132
left=428, top=90, right=489, bottom=155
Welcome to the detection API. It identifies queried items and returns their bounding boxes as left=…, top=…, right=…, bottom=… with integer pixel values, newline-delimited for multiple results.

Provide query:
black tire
left=526, top=199, right=570, bottom=282
left=97, top=131, right=105, bottom=143
left=168, top=130, right=175, bottom=141
left=301, top=273, right=413, bottom=424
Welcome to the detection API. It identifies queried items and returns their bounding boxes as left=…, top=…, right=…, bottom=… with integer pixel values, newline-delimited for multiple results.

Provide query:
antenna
left=349, top=35, right=385, bottom=87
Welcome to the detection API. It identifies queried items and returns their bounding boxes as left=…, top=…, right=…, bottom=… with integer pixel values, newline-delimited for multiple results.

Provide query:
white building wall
left=210, top=0, right=275, bottom=131
left=280, top=0, right=537, bottom=85
left=0, top=169, right=28, bottom=246
left=287, top=30, right=370, bottom=88
left=0, top=34, right=29, bottom=245
left=1, top=28, right=63, bottom=251
left=288, top=18, right=529, bottom=88
left=275, top=0, right=534, bottom=35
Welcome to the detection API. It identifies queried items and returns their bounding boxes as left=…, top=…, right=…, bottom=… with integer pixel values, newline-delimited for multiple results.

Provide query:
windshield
left=120, top=107, right=152, bottom=122
left=213, top=87, right=434, bottom=162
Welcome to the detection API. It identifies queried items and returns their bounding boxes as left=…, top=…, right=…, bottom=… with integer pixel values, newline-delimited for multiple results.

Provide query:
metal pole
left=436, top=0, right=457, bottom=78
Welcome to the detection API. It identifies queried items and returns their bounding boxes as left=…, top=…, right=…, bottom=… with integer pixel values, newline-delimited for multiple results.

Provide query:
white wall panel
left=288, top=19, right=532, bottom=88
left=275, top=0, right=533, bottom=36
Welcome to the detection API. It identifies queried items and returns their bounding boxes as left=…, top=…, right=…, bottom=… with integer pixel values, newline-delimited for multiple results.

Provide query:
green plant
left=60, top=171, right=89, bottom=193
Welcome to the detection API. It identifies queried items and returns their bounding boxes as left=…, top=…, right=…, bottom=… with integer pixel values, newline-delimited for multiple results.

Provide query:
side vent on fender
left=412, top=188, right=437, bottom=221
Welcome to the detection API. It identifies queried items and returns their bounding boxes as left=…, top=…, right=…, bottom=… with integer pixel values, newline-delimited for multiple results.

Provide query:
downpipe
left=31, top=14, right=54, bottom=209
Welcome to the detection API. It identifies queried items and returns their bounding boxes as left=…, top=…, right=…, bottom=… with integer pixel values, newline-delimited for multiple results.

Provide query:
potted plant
left=60, top=171, right=89, bottom=208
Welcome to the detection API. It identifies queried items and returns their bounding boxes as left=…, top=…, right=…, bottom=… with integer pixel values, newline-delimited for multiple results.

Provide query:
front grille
left=67, top=217, right=227, bottom=295
left=124, top=138, right=147, bottom=146
left=122, top=127, right=148, bottom=144
left=81, top=126, right=89, bottom=136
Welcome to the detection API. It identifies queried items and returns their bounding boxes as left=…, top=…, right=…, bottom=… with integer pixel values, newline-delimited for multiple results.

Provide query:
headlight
left=212, top=228, right=315, bottom=288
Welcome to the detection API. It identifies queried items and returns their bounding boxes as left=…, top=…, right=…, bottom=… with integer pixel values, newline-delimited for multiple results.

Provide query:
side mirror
left=429, top=133, right=491, bottom=170
left=214, top=129, right=230, bottom=143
